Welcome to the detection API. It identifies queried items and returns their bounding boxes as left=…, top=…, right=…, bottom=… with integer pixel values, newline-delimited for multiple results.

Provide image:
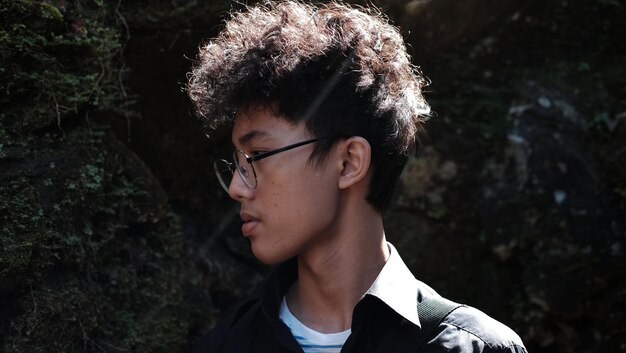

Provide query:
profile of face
left=227, top=106, right=343, bottom=264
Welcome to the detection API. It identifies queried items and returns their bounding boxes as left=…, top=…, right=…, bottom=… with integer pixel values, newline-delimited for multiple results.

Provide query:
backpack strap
left=374, top=296, right=464, bottom=353
left=414, top=297, right=464, bottom=349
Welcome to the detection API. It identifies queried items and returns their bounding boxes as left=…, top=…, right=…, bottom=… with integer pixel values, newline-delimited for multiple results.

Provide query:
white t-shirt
left=279, top=296, right=351, bottom=353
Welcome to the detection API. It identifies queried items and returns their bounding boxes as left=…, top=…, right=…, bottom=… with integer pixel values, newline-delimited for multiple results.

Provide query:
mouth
left=240, top=211, right=260, bottom=236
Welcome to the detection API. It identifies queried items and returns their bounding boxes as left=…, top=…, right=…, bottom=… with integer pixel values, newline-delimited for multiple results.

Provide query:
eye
left=238, top=165, right=249, bottom=176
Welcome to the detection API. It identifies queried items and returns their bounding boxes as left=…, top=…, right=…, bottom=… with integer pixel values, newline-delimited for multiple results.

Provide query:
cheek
left=265, top=181, right=334, bottom=226
left=261, top=162, right=339, bottom=223
left=290, top=175, right=339, bottom=221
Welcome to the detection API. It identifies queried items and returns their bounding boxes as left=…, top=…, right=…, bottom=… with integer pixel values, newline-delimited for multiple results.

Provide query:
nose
left=227, top=170, right=254, bottom=200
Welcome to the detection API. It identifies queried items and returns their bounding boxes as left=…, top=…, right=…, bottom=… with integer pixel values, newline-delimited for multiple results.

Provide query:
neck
left=286, top=202, right=389, bottom=333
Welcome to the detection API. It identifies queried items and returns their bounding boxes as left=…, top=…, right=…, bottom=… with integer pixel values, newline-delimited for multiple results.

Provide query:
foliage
left=0, top=125, right=188, bottom=353
left=0, top=1, right=189, bottom=352
left=0, top=0, right=127, bottom=135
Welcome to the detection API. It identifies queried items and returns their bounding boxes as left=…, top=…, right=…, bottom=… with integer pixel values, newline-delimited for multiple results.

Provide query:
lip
left=240, top=211, right=260, bottom=236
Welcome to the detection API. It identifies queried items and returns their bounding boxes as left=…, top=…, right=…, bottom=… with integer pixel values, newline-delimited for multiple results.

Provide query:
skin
left=228, top=105, right=390, bottom=333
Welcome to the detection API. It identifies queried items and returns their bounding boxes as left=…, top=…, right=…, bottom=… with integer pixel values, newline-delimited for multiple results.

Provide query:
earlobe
left=338, top=137, right=371, bottom=190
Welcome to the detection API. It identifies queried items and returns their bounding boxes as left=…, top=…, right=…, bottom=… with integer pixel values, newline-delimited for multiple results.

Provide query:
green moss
left=0, top=0, right=125, bottom=135
left=427, top=203, right=449, bottom=220
left=0, top=177, right=48, bottom=285
left=1, top=126, right=187, bottom=352
left=0, top=1, right=193, bottom=350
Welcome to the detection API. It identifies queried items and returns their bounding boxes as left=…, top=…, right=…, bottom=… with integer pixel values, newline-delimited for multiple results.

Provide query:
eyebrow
left=237, top=129, right=271, bottom=146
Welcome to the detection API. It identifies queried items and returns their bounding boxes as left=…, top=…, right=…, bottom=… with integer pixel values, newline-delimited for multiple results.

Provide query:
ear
left=338, top=136, right=372, bottom=190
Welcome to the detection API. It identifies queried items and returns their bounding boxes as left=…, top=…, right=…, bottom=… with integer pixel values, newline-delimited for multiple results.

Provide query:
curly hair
left=187, top=1, right=431, bottom=211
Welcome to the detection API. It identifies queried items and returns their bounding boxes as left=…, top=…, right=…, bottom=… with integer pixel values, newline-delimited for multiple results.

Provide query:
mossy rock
left=0, top=1, right=194, bottom=351
left=0, top=126, right=188, bottom=353
left=0, top=0, right=125, bottom=136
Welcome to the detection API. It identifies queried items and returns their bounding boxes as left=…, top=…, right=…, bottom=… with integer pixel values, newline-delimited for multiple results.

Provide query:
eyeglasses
left=213, top=138, right=321, bottom=193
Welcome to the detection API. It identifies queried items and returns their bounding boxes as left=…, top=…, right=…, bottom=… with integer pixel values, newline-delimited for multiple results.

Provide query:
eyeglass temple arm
left=246, top=138, right=321, bottom=163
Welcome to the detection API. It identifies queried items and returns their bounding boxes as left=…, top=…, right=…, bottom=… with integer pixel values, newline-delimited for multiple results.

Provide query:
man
left=188, top=1, right=527, bottom=352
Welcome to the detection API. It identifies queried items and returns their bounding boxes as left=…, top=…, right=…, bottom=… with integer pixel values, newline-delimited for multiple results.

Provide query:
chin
left=251, top=243, right=292, bottom=265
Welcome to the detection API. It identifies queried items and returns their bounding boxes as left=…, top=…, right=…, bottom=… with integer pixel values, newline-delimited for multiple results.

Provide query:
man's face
left=228, top=107, right=342, bottom=264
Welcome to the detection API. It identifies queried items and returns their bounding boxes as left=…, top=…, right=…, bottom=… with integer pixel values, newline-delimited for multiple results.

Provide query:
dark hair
left=187, top=1, right=431, bottom=211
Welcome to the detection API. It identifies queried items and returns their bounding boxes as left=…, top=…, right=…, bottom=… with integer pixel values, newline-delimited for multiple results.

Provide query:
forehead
left=232, top=106, right=307, bottom=146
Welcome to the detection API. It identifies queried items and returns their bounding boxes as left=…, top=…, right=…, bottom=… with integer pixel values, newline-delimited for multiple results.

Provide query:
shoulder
left=425, top=305, right=527, bottom=353
left=191, top=298, right=262, bottom=353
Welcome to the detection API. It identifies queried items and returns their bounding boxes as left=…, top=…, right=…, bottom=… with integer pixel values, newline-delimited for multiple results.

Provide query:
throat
left=285, top=283, right=353, bottom=333
left=287, top=223, right=389, bottom=333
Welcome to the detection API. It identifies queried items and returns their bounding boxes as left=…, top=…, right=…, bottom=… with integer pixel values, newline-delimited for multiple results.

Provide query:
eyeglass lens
left=233, top=150, right=257, bottom=190
left=213, top=151, right=257, bottom=193
left=213, top=159, right=233, bottom=192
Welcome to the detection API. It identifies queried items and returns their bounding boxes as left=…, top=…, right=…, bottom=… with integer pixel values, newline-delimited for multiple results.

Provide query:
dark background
left=1, top=0, right=625, bottom=352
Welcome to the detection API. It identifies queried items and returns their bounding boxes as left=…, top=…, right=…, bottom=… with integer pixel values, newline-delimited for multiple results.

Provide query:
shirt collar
left=258, top=243, right=421, bottom=328
left=363, top=242, right=420, bottom=327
